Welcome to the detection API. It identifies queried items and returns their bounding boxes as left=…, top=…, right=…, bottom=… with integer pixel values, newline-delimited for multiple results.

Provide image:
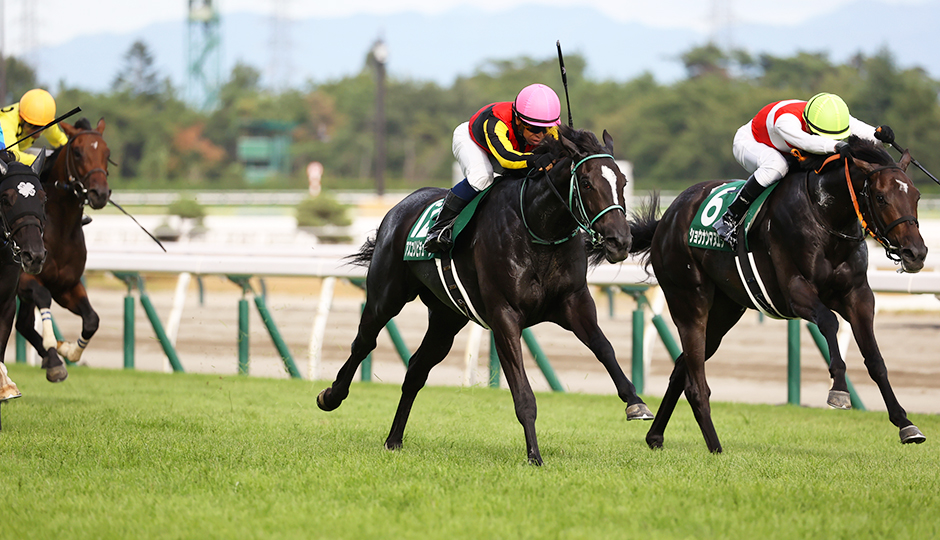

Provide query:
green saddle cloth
left=688, top=180, right=777, bottom=252
left=404, top=186, right=491, bottom=261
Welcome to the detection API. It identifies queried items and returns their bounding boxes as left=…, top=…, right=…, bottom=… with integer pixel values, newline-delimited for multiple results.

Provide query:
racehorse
left=0, top=157, right=48, bottom=401
left=16, top=118, right=111, bottom=383
left=628, top=135, right=927, bottom=453
left=317, top=125, right=652, bottom=465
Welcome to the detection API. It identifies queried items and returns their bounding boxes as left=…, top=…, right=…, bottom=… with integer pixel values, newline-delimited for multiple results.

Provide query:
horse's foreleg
left=559, top=289, right=651, bottom=419
left=788, top=279, right=851, bottom=408
left=385, top=305, right=467, bottom=451
left=646, top=355, right=688, bottom=449
left=17, top=284, right=67, bottom=382
left=491, top=317, right=542, bottom=465
left=844, top=294, right=924, bottom=444
left=0, top=362, right=20, bottom=401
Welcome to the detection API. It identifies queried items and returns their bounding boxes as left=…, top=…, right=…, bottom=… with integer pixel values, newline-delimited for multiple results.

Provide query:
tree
left=2, top=56, right=39, bottom=104
left=112, top=41, right=162, bottom=97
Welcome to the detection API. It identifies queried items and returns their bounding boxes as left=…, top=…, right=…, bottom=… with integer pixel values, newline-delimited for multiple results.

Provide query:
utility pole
left=371, top=38, right=387, bottom=196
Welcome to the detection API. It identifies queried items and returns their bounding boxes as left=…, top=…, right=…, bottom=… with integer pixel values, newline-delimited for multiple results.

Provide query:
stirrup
left=424, top=229, right=453, bottom=254
left=714, top=216, right=738, bottom=248
left=81, top=215, right=93, bottom=226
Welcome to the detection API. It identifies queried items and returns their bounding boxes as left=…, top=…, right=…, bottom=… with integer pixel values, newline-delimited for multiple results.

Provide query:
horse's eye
left=876, top=194, right=887, bottom=205
left=580, top=180, right=592, bottom=190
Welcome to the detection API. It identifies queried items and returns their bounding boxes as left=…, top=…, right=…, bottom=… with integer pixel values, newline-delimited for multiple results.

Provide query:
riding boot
left=424, top=191, right=471, bottom=254
left=714, top=175, right=766, bottom=249
left=81, top=214, right=92, bottom=226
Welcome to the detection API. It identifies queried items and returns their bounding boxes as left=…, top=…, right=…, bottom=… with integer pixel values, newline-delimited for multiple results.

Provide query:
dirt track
left=7, top=274, right=939, bottom=416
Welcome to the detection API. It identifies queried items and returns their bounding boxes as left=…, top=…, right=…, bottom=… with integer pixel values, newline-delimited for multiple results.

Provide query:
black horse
left=629, top=136, right=927, bottom=453
left=0, top=157, right=48, bottom=401
left=318, top=125, right=652, bottom=465
left=16, top=118, right=112, bottom=383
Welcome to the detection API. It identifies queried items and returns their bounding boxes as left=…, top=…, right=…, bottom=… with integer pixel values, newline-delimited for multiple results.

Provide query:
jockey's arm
left=43, top=123, right=68, bottom=148
left=848, top=117, right=880, bottom=144
left=774, top=114, right=838, bottom=155
left=483, top=118, right=531, bottom=170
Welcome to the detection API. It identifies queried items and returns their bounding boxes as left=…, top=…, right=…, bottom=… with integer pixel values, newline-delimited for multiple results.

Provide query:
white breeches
left=732, top=122, right=790, bottom=188
left=452, top=122, right=495, bottom=192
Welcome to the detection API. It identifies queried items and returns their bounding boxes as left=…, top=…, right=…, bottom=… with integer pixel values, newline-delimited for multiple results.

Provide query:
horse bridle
left=520, top=153, right=626, bottom=246
left=57, top=130, right=109, bottom=205
left=837, top=155, right=918, bottom=263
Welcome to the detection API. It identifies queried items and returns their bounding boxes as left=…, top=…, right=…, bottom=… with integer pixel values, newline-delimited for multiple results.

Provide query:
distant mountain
left=33, top=1, right=940, bottom=94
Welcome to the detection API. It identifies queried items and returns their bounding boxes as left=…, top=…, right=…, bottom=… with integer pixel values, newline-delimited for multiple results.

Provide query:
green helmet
left=803, top=93, right=851, bottom=139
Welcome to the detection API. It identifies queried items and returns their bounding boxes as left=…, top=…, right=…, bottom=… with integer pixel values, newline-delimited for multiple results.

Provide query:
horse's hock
left=9, top=273, right=940, bottom=415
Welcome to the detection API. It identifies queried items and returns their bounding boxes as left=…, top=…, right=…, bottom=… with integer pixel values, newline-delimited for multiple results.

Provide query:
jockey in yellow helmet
left=0, top=88, right=68, bottom=166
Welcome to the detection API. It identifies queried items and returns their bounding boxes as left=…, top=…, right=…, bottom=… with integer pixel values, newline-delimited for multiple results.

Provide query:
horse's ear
left=602, top=130, right=614, bottom=154
left=96, top=117, right=106, bottom=134
left=30, top=152, right=45, bottom=175
left=899, top=149, right=912, bottom=172
left=851, top=156, right=875, bottom=176
left=0, top=160, right=7, bottom=177
left=560, top=133, right=579, bottom=156
left=61, top=121, right=78, bottom=138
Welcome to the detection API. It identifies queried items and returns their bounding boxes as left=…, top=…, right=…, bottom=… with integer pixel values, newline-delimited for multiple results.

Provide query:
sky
left=1, top=0, right=930, bottom=56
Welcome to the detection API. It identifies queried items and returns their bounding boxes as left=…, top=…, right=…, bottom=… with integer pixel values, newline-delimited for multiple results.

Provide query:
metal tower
left=187, top=0, right=221, bottom=110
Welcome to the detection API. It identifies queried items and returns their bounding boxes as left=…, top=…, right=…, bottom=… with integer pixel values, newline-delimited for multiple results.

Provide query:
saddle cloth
left=404, top=186, right=491, bottom=261
left=688, top=180, right=777, bottom=252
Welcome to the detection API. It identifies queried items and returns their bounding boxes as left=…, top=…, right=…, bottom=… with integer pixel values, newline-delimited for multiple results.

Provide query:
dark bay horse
left=629, top=136, right=927, bottom=453
left=16, top=118, right=111, bottom=383
left=318, top=125, right=652, bottom=465
left=0, top=158, right=48, bottom=400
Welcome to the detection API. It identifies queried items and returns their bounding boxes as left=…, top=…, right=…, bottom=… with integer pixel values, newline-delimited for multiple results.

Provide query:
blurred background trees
left=8, top=42, right=940, bottom=193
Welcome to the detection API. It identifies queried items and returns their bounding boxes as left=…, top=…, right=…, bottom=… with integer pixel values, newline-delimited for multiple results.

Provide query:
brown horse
left=629, top=136, right=927, bottom=452
left=16, top=118, right=111, bottom=383
left=317, top=126, right=651, bottom=465
left=0, top=158, right=48, bottom=400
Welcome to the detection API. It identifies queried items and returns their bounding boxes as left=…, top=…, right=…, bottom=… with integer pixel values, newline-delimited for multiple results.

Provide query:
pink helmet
left=512, top=83, right=561, bottom=127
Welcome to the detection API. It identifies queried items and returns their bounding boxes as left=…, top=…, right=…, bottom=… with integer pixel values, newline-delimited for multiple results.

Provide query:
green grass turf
left=2, top=365, right=938, bottom=539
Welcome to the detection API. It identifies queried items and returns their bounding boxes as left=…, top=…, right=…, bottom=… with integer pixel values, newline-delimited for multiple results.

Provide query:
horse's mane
left=533, top=125, right=607, bottom=158
left=794, top=135, right=894, bottom=173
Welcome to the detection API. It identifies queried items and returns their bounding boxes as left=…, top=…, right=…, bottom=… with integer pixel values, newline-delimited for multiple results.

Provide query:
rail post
left=112, top=272, right=138, bottom=369
left=787, top=319, right=801, bottom=405
left=521, top=328, right=564, bottom=392
left=488, top=332, right=500, bottom=388
left=359, top=301, right=372, bottom=382
left=227, top=276, right=252, bottom=375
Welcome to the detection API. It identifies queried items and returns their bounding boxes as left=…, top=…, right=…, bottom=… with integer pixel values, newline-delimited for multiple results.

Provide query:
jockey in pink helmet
left=425, top=83, right=562, bottom=253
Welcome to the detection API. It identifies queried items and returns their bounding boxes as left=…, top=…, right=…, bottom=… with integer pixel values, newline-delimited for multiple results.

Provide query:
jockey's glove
left=0, top=150, right=14, bottom=164
left=874, top=125, right=895, bottom=145
left=527, top=153, right=554, bottom=171
left=835, top=141, right=852, bottom=160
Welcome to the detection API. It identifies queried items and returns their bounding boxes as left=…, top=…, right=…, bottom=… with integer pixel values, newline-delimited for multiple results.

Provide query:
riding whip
left=108, top=199, right=167, bottom=252
left=556, top=41, right=573, bottom=127
left=887, top=140, right=940, bottom=186
left=3, top=106, right=82, bottom=151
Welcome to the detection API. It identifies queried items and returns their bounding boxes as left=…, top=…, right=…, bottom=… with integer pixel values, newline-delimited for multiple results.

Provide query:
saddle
left=404, top=186, right=492, bottom=261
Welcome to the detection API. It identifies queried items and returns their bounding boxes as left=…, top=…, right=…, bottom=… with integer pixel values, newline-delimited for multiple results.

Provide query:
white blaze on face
left=92, top=141, right=98, bottom=150
left=895, top=178, right=910, bottom=193
left=601, top=165, right=620, bottom=207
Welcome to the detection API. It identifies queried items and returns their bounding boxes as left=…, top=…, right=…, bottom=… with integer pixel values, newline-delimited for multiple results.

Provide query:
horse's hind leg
left=556, top=288, right=651, bottom=419
left=385, top=301, right=468, bottom=451
left=53, top=284, right=99, bottom=364
left=317, top=273, right=416, bottom=412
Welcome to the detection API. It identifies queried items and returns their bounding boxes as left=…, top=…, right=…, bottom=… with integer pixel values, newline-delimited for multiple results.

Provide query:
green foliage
left=167, top=196, right=206, bottom=221
left=295, top=194, right=352, bottom=227
left=3, top=366, right=939, bottom=539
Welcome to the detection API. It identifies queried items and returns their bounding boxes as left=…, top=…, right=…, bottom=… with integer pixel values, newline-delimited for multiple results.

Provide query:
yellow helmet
left=803, top=92, right=850, bottom=140
left=19, top=88, right=56, bottom=126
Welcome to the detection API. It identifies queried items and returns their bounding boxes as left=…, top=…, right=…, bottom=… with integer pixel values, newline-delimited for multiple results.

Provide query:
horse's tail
left=628, top=192, right=661, bottom=269
left=344, top=236, right=376, bottom=268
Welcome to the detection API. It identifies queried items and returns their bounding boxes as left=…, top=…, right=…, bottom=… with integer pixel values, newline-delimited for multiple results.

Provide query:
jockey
left=0, top=89, right=92, bottom=226
left=424, top=83, right=561, bottom=254
left=715, top=92, right=895, bottom=248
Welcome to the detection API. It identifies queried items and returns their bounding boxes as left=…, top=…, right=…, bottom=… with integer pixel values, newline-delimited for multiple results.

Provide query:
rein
left=520, top=153, right=625, bottom=246
left=57, top=130, right=109, bottom=206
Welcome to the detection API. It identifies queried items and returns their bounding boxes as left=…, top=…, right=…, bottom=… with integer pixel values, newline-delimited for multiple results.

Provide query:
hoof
left=316, top=388, right=340, bottom=411
left=46, top=365, right=68, bottom=383
left=827, top=390, right=852, bottom=409
left=900, top=425, right=926, bottom=444
left=0, top=384, right=22, bottom=401
left=646, top=434, right=664, bottom=450
left=626, top=403, right=654, bottom=421
left=384, top=440, right=402, bottom=451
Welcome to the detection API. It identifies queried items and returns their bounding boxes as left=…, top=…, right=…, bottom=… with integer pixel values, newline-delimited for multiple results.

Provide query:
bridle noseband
left=520, top=153, right=626, bottom=246
left=57, top=130, right=109, bottom=205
